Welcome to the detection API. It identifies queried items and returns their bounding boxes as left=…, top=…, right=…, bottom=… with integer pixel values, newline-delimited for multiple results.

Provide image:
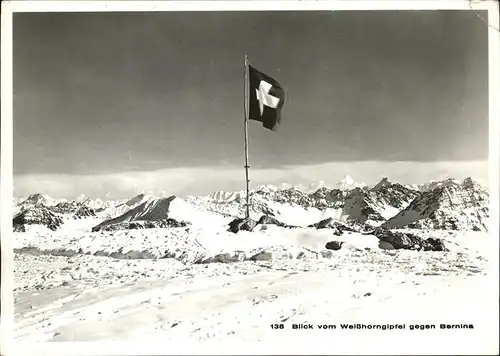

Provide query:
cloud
left=13, top=160, right=488, bottom=199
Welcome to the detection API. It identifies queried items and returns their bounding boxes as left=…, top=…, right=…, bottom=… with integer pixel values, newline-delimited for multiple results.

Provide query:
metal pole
left=244, top=55, right=250, bottom=219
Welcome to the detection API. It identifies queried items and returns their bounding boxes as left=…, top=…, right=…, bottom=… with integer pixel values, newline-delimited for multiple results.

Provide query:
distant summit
left=18, top=193, right=51, bottom=210
left=209, top=190, right=243, bottom=203
left=371, top=177, right=392, bottom=192
left=336, top=175, right=366, bottom=190
left=124, top=193, right=147, bottom=207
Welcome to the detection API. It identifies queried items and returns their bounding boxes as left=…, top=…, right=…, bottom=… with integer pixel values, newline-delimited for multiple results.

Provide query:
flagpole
left=244, top=55, right=250, bottom=219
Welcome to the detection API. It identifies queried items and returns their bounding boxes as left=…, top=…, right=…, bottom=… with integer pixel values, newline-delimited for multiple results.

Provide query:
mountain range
left=382, top=178, right=488, bottom=231
left=12, top=177, right=489, bottom=233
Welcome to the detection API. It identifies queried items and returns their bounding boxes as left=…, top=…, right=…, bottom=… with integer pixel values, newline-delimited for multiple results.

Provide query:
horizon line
left=13, top=174, right=488, bottom=201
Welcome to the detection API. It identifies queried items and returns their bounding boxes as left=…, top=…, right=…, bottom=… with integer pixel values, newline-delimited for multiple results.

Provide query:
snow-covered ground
left=11, top=219, right=499, bottom=355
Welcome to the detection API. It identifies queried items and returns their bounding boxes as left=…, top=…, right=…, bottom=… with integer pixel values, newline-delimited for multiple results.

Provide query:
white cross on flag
left=248, top=65, right=285, bottom=131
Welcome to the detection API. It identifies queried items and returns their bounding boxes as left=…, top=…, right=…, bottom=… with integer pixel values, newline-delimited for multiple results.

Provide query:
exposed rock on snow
left=425, top=238, right=448, bottom=251
left=273, top=187, right=314, bottom=207
left=92, top=218, right=188, bottom=232
left=197, top=248, right=292, bottom=264
left=13, top=206, right=64, bottom=232
left=72, top=205, right=97, bottom=219
left=308, top=187, right=346, bottom=209
left=308, top=217, right=358, bottom=235
left=258, top=215, right=286, bottom=227
left=228, top=215, right=298, bottom=233
left=96, top=247, right=159, bottom=260
left=370, top=178, right=420, bottom=210
left=249, top=251, right=273, bottom=261
left=198, top=252, right=247, bottom=264
left=159, top=248, right=207, bottom=265
left=371, top=228, right=448, bottom=252
left=43, top=201, right=98, bottom=220
left=319, top=250, right=334, bottom=258
left=382, top=177, right=488, bottom=231
left=51, top=201, right=82, bottom=215
left=257, top=215, right=298, bottom=229
left=378, top=241, right=395, bottom=250
left=227, top=217, right=258, bottom=233
left=325, top=241, right=344, bottom=251
left=197, top=246, right=314, bottom=264
left=342, top=189, right=385, bottom=223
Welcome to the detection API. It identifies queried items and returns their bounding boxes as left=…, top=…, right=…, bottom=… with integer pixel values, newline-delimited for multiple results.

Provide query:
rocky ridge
left=383, top=178, right=489, bottom=231
left=13, top=206, right=64, bottom=232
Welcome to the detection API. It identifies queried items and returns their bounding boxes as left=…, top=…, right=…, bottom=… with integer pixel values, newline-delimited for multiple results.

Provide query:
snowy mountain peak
left=93, top=195, right=178, bottom=231
left=443, top=178, right=461, bottom=186
left=75, top=193, right=87, bottom=203
left=338, top=175, right=355, bottom=189
left=460, top=176, right=484, bottom=191
left=123, top=193, right=149, bottom=207
left=26, top=192, right=44, bottom=200
left=22, top=193, right=48, bottom=205
left=371, top=177, right=392, bottom=191
left=418, top=178, right=461, bottom=192
left=18, top=193, right=66, bottom=208
left=436, top=178, right=461, bottom=188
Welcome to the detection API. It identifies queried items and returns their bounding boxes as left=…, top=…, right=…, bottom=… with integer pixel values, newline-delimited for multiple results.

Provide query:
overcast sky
left=13, top=10, right=489, bottom=198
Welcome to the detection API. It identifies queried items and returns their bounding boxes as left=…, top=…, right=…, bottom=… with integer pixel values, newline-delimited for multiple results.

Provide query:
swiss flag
left=248, top=65, right=285, bottom=131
